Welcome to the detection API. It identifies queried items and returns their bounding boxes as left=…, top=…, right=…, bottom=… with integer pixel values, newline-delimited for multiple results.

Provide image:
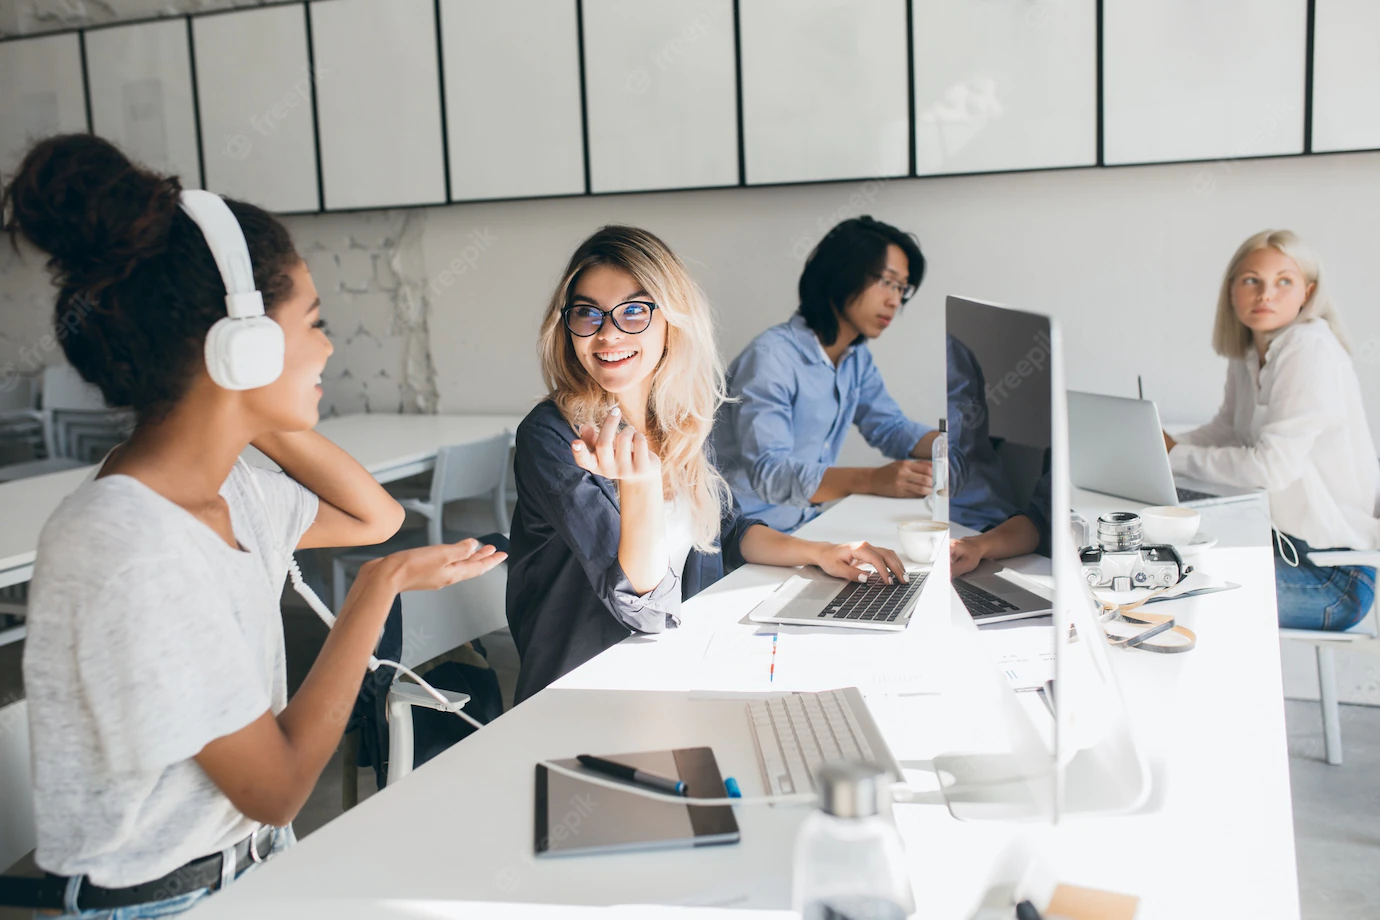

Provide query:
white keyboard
left=746, top=688, right=892, bottom=796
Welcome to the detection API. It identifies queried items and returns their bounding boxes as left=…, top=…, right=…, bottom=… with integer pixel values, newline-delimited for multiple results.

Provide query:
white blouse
left=1170, top=319, right=1380, bottom=551
left=665, top=497, right=695, bottom=579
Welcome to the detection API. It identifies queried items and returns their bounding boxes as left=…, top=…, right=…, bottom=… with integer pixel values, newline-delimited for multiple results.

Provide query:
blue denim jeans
left=39, top=826, right=295, bottom=920
left=1275, top=533, right=1377, bottom=632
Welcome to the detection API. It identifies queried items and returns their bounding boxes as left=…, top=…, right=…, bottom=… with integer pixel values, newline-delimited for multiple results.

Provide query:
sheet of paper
left=978, top=621, right=1056, bottom=691
left=697, top=628, right=779, bottom=693
left=697, top=624, right=947, bottom=697
left=772, top=626, right=946, bottom=696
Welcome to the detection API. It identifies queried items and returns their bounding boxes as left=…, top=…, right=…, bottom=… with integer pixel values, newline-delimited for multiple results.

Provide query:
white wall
left=419, top=151, right=1380, bottom=465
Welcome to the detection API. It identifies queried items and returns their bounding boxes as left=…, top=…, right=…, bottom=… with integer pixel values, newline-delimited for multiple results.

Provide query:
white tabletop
left=0, top=412, right=527, bottom=588
left=310, top=412, right=525, bottom=483
left=188, top=491, right=1299, bottom=919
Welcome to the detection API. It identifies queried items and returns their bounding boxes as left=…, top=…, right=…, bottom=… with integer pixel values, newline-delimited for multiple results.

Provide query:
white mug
left=1140, top=506, right=1201, bottom=546
left=898, top=521, right=949, bottom=565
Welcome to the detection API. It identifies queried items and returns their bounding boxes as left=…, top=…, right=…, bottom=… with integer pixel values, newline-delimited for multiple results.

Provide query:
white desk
left=188, top=491, right=1299, bottom=919
left=0, top=412, right=526, bottom=591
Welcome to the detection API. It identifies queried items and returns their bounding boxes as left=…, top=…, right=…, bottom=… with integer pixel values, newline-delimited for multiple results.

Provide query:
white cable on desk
left=242, top=458, right=823, bottom=807
left=536, top=760, right=817, bottom=807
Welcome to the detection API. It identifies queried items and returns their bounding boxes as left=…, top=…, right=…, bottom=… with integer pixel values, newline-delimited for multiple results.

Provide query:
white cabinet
left=84, top=19, right=202, bottom=187
left=309, top=0, right=447, bottom=210
left=192, top=5, right=320, bottom=213
left=439, top=0, right=585, bottom=201
left=740, top=0, right=909, bottom=184
left=912, top=0, right=1096, bottom=175
left=1103, top=0, right=1307, bottom=165
left=1311, top=0, right=1380, bottom=153
left=583, top=0, right=739, bottom=193
left=0, top=32, right=87, bottom=175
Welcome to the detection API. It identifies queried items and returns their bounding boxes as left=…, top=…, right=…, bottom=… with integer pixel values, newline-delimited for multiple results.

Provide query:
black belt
left=0, top=825, right=276, bottom=911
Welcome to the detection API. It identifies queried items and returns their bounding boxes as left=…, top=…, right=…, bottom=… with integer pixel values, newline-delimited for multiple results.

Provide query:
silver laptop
left=954, top=561, right=1053, bottom=624
left=748, top=566, right=930, bottom=631
left=1067, top=391, right=1260, bottom=507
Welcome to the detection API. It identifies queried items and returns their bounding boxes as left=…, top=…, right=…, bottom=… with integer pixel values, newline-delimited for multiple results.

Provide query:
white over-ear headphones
left=178, top=189, right=285, bottom=390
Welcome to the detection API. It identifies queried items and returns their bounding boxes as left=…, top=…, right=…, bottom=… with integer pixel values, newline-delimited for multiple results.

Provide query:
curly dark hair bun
left=2, top=134, right=301, bottom=421
left=3, top=133, right=180, bottom=295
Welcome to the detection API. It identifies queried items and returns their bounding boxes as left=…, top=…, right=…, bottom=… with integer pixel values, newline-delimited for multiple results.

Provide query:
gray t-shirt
left=23, top=461, right=318, bottom=887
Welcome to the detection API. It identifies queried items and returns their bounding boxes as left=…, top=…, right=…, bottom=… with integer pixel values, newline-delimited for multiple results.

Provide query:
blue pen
left=577, top=754, right=686, bottom=796
left=769, top=633, right=778, bottom=683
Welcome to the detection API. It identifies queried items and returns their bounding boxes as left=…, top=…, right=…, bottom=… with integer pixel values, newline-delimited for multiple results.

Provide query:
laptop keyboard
left=1176, top=486, right=1216, bottom=503
left=817, top=573, right=927, bottom=623
left=954, top=578, right=1020, bottom=618
left=746, top=690, right=877, bottom=795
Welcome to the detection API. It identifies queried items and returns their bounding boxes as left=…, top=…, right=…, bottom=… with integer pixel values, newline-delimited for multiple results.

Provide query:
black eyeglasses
left=870, top=273, right=917, bottom=303
left=563, top=301, right=659, bottom=337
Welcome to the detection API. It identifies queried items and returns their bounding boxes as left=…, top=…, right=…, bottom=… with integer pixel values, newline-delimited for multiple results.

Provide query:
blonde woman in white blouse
left=1164, top=230, right=1379, bottom=631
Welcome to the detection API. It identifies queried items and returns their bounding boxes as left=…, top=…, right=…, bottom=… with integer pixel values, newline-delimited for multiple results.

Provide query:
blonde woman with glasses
left=1164, top=230, right=1379, bottom=631
left=505, top=226, right=908, bottom=700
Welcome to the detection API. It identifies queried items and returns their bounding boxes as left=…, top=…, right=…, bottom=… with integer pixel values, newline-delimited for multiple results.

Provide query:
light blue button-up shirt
left=714, top=316, right=1022, bottom=533
left=713, top=314, right=929, bottom=532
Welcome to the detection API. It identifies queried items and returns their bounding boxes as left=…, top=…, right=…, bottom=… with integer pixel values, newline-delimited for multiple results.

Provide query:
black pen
left=576, top=754, right=687, bottom=796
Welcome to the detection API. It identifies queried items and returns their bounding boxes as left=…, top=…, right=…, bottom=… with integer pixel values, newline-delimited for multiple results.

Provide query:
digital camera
left=1077, top=511, right=1188, bottom=592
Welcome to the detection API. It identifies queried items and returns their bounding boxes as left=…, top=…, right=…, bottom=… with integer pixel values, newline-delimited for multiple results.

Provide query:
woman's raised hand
left=570, top=406, right=661, bottom=483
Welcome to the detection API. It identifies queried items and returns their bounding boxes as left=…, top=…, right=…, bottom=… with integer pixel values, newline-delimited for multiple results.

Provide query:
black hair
left=796, top=215, right=926, bottom=347
left=2, top=134, right=301, bottom=423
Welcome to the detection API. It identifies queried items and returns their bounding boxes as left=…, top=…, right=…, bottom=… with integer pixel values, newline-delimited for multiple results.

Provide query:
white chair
left=1, top=365, right=131, bottom=480
left=385, top=677, right=471, bottom=788
left=0, top=699, right=37, bottom=873
left=1279, top=549, right=1380, bottom=766
left=331, top=433, right=511, bottom=606
left=342, top=588, right=504, bottom=807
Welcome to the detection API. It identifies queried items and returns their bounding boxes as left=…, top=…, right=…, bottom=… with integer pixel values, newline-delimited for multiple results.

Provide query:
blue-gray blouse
left=505, top=400, right=763, bottom=702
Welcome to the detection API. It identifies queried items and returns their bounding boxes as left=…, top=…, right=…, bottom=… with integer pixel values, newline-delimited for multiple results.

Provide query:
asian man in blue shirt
left=713, top=216, right=1019, bottom=533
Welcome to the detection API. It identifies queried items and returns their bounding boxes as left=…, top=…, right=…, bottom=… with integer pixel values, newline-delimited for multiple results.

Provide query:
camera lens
left=1096, top=512, right=1143, bottom=551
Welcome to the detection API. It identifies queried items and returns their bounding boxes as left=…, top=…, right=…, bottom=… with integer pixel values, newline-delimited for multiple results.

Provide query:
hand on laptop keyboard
left=811, top=541, right=910, bottom=586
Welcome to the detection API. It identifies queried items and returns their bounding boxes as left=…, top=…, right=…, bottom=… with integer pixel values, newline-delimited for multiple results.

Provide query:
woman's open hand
left=570, top=407, right=661, bottom=484
left=365, top=539, right=507, bottom=594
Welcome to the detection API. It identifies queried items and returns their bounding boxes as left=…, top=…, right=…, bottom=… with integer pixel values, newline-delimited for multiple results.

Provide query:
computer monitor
left=934, top=295, right=1152, bottom=823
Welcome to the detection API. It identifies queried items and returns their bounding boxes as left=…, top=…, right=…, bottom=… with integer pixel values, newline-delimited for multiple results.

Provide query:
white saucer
left=1174, top=531, right=1218, bottom=556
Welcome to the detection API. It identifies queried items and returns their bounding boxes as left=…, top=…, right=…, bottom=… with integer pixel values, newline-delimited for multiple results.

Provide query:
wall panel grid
left=582, top=0, right=740, bottom=194
left=1, top=0, right=1374, bottom=215
left=83, top=18, right=204, bottom=187
left=0, top=31, right=87, bottom=176
left=192, top=4, right=321, bottom=213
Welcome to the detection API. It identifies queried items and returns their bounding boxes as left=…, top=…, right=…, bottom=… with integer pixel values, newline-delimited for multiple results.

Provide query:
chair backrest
left=0, top=699, right=36, bottom=871
left=49, top=409, right=134, bottom=462
left=40, top=364, right=105, bottom=411
left=429, top=433, right=512, bottom=508
left=0, top=375, right=38, bottom=412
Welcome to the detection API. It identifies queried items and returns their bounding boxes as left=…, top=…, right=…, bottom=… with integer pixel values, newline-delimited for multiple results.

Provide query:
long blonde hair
left=538, top=226, right=731, bottom=552
left=1212, top=229, right=1350, bottom=359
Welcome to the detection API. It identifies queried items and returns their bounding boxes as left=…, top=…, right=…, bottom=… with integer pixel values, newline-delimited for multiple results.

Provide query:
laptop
left=747, top=566, right=930, bottom=631
left=954, top=562, right=1053, bottom=624
left=1067, top=391, right=1260, bottom=507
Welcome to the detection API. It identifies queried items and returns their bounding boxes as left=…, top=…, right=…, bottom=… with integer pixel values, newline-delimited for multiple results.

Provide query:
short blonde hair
left=1213, top=229, right=1350, bottom=359
left=537, top=226, right=731, bottom=552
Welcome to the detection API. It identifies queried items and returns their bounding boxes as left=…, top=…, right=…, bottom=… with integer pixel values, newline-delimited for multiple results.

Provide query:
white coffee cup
left=898, top=520, right=949, bottom=565
left=1140, top=506, right=1201, bottom=546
